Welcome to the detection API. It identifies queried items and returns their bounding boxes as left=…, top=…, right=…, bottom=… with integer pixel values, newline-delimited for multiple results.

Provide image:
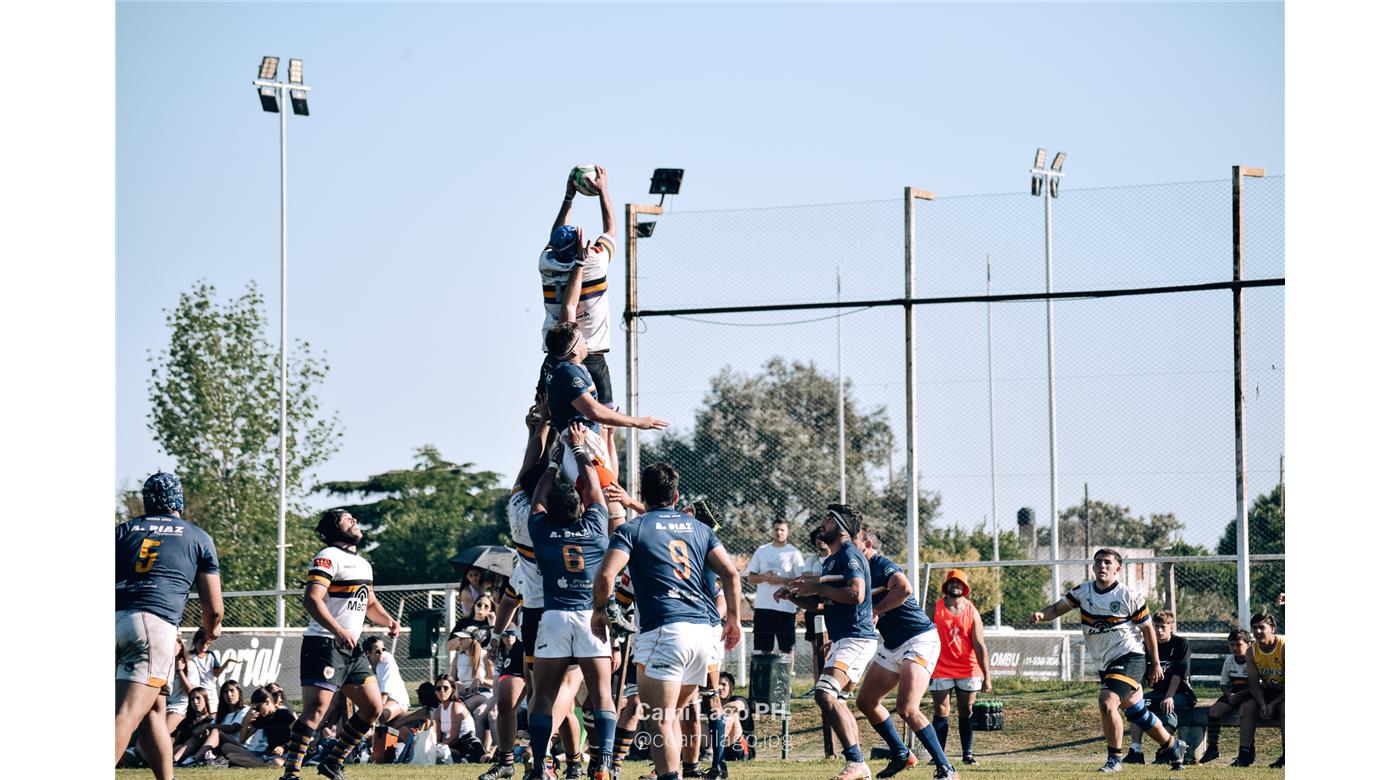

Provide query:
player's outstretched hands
left=637, top=416, right=669, bottom=430
left=590, top=609, right=610, bottom=643
left=592, top=165, right=608, bottom=193
left=565, top=170, right=578, bottom=198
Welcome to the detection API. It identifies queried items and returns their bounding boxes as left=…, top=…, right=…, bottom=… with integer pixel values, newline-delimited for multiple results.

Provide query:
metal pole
left=1042, top=176, right=1062, bottom=630
left=903, top=187, right=934, bottom=599
left=276, top=89, right=288, bottom=630
left=625, top=204, right=640, bottom=510
left=985, top=254, right=1001, bottom=628
left=1083, top=483, right=1091, bottom=583
left=837, top=269, right=846, bottom=503
left=1232, top=165, right=1264, bottom=628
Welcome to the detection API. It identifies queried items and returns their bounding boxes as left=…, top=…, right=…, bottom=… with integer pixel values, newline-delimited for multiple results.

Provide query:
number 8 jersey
left=529, top=502, right=610, bottom=611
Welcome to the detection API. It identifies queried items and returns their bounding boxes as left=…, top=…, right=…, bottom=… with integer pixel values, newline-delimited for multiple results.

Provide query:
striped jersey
left=304, top=546, right=374, bottom=640
left=1220, top=654, right=1250, bottom=692
left=1251, top=636, right=1284, bottom=688
left=539, top=232, right=615, bottom=353
left=869, top=554, right=932, bottom=649
left=507, top=488, right=544, bottom=608
left=1064, top=579, right=1149, bottom=671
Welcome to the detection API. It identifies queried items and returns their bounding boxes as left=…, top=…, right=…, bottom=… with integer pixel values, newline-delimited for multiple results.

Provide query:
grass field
left=118, top=681, right=1283, bottom=779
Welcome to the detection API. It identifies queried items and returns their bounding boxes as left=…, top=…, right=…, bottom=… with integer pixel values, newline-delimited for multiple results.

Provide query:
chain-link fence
left=626, top=175, right=1284, bottom=631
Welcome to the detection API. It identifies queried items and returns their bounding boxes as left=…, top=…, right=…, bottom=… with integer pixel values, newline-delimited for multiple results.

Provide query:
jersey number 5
left=135, top=539, right=162, bottom=574
left=563, top=544, right=586, bottom=573
left=668, top=540, right=691, bottom=580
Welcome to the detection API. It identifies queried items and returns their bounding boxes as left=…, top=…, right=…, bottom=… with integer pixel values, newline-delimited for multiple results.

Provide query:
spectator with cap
left=929, top=568, right=992, bottom=766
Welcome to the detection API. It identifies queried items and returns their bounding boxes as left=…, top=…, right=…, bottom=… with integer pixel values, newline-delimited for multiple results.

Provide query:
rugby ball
left=571, top=164, right=599, bottom=197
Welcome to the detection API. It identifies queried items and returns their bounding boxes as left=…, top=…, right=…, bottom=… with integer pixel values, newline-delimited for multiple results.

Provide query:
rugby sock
left=281, top=719, right=318, bottom=777
left=594, top=709, right=617, bottom=771
left=872, top=716, right=909, bottom=759
left=614, top=727, right=636, bottom=769
left=328, top=713, right=374, bottom=764
left=915, top=724, right=950, bottom=768
left=841, top=743, right=865, bottom=764
left=958, top=717, right=973, bottom=756
left=931, top=715, right=950, bottom=749
left=529, top=713, right=554, bottom=771
left=709, top=714, right=726, bottom=769
left=1206, top=718, right=1221, bottom=749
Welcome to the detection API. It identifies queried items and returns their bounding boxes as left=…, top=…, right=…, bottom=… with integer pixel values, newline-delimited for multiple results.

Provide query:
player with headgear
left=278, top=508, right=400, bottom=780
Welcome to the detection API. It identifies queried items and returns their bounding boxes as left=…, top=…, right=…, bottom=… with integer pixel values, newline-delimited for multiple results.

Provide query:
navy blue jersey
left=703, top=565, right=722, bottom=626
left=529, top=504, right=610, bottom=611
left=547, top=361, right=601, bottom=434
left=608, top=509, right=722, bottom=634
left=869, top=554, right=932, bottom=649
left=115, top=514, right=220, bottom=625
left=820, top=539, right=878, bottom=642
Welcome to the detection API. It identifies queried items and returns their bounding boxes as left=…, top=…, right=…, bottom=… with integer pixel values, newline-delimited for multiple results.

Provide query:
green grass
left=118, top=682, right=1282, bottom=779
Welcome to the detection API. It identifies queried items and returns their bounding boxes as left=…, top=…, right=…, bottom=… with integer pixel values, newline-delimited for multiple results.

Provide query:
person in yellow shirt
left=1234, top=612, right=1283, bottom=769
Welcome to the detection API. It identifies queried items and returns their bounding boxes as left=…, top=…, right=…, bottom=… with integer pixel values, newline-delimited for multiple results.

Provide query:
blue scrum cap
left=142, top=471, right=184, bottom=515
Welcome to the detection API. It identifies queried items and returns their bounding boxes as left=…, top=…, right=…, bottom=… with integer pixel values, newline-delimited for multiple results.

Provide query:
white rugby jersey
left=539, top=233, right=615, bottom=353
left=1219, top=654, right=1250, bottom=691
left=304, top=546, right=374, bottom=640
left=1064, top=579, right=1149, bottom=671
left=507, top=489, right=544, bottom=608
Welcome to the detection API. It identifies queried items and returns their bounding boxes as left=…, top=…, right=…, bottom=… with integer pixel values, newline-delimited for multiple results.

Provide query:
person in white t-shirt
left=744, top=519, right=807, bottom=657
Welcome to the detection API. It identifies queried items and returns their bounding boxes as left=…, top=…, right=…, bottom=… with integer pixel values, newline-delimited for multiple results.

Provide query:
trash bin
left=748, top=654, right=791, bottom=708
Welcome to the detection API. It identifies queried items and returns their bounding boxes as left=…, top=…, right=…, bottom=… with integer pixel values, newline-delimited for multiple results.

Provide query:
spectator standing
left=187, top=627, right=226, bottom=702
left=1236, top=612, right=1284, bottom=768
left=1126, top=611, right=1195, bottom=764
left=803, top=528, right=831, bottom=689
left=745, top=519, right=807, bottom=658
left=115, top=471, right=224, bottom=780
left=1199, top=628, right=1253, bottom=764
left=929, top=569, right=992, bottom=766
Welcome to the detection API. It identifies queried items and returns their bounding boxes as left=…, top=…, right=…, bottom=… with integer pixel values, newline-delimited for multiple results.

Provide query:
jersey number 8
left=669, top=539, right=691, bottom=580
left=563, top=544, right=586, bottom=573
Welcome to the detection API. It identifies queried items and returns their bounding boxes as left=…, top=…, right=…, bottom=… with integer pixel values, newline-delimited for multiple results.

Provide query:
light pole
left=253, top=56, right=311, bottom=629
left=1030, top=149, right=1065, bottom=629
left=985, top=254, right=1001, bottom=628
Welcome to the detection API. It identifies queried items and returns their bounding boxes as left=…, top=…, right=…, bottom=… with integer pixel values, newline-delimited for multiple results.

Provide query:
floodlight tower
left=253, top=56, right=311, bottom=629
left=1030, top=148, right=1066, bottom=629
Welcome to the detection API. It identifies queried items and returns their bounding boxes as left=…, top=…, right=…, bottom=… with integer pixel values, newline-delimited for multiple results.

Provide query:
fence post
left=904, top=187, right=935, bottom=599
left=624, top=203, right=663, bottom=506
left=1232, top=165, right=1265, bottom=628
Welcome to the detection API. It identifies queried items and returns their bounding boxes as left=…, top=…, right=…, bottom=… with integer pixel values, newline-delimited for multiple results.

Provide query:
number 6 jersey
left=529, top=501, right=610, bottom=612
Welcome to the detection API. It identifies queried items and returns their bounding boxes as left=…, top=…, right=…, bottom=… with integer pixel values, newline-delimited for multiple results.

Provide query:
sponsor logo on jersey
left=572, top=376, right=587, bottom=389
left=314, top=557, right=333, bottom=570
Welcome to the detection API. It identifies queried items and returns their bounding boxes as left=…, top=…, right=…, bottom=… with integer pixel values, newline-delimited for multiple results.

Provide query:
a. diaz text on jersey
left=608, top=509, right=722, bottom=634
left=528, top=503, right=609, bottom=611
left=305, top=546, right=375, bottom=641
left=115, top=514, right=220, bottom=626
left=1065, top=579, right=1149, bottom=670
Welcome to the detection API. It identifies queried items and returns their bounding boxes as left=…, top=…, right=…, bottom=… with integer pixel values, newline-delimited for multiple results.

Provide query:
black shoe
left=683, top=769, right=705, bottom=779
left=932, top=765, right=959, bottom=780
left=1230, top=748, right=1255, bottom=768
left=482, top=763, right=518, bottom=780
left=961, top=754, right=978, bottom=766
left=875, top=753, right=916, bottom=778
left=703, top=765, right=729, bottom=780
left=564, top=763, right=585, bottom=780
left=1167, top=738, right=1187, bottom=771
left=1268, top=754, right=1284, bottom=769
left=1199, top=745, right=1219, bottom=764
left=1123, top=749, right=1145, bottom=765
left=316, top=761, right=348, bottom=780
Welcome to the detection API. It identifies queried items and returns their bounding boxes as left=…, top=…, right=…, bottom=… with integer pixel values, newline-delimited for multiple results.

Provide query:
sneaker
left=1268, top=754, right=1284, bottom=769
left=1168, top=738, right=1187, bottom=771
left=1230, top=748, right=1255, bottom=768
left=482, top=764, right=518, bottom=780
left=876, top=753, right=916, bottom=778
left=1097, top=756, right=1124, bottom=773
left=961, top=755, right=977, bottom=766
left=1198, top=745, right=1219, bottom=764
left=1122, top=749, right=1145, bottom=765
left=316, top=761, right=348, bottom=780
left=932, top=765, right=959, bottom=780
left=831, top=761, right=871, bottom=780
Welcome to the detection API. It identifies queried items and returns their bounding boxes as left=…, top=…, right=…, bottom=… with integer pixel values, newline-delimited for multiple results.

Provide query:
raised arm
left=516, top=395, right=554, bottom=488
left=568, top=421, right=606, bottom=507
left=551, top=173, right=578, bottom=234
left=530, top=462, right=559, bottom=515
left=594, top=166, right=615, bottom=238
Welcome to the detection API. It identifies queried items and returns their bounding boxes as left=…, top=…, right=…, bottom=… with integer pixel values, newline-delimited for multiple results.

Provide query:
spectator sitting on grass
left=1199, top=628, right=1253, bottom=764
left=164, top=637, right=201, bottom=738
left=219, top=684, right=296, bottom=768
left=716, top=672, right=754, bottom=761
left=432, top=673, right=484, bottom=762
left=170, top=687, right=214, bottom=765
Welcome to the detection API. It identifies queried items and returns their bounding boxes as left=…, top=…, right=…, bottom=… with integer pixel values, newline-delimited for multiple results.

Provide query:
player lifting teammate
left=1032, top=548, right=1187, bottom=772
left=776, top=505, right=879, bottom=780
left=279, top=509, right=400, bottom=780
left=591, top=463, right=742, bottom=780
left=853, top=528, right=957, bottom=780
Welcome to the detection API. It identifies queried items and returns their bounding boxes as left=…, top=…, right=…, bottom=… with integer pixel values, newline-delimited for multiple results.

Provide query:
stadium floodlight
left=1051, top=151, right=1066, bottom=172
left=1031, top=176, right=1042, bottom=197
left=288, top=58, right=309, bottom=115
left=637, top=220, right=657, bottom=238
left=1034, top=148, right=1047, bottom=170
left=259, top=56, right=280, bottom=80
left=288, top=58, right=303, bottom=84
left=649, top=168, right=684, bottom=207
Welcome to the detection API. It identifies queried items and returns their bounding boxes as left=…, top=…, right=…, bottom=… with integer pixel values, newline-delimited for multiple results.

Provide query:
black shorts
left=536, top=352, right=613, bottom=407
left=1098, top=651, right=1147, bottom=699
left=752, top=608, right=797, bottom=654
left=301, top=635, right=375, bottom=691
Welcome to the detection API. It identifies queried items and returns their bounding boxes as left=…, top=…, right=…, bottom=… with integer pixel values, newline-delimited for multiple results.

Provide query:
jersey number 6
left=669, top=539, right=691, bottom=580
left=563, top=544, right=586, bottom=573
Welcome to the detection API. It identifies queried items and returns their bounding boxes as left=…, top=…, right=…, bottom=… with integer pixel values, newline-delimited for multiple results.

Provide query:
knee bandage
left=1124, top=699, right=1159, bottom=731
left=815, top=674, right=843, bottom=699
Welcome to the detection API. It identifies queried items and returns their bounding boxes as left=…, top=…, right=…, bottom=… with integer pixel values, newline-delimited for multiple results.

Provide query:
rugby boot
left=831, top=761, right=872, bottom=780
left=1229, top=747, right=1255, bottom=767
left=960, top=755, right=978, bottom=766
left=1268, top=753, right=1283, bottom=769
left=315, top=761, right=348, bottom=780
left=1198, top=744, right=1220, bottom=764
left=1122, top=749, right=1145, bottom=764
left=1096, top=755, right=1124, bottom=773
left=932, top=765, right=959, bottom=780
left=876, top=752, right=916, bottom=778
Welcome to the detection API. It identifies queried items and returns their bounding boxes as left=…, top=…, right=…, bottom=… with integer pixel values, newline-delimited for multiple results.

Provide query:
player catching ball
left=1031, top=548, right=1186, bottom=773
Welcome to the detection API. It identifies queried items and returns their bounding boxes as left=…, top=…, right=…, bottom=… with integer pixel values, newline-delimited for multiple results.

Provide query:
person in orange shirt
left=928, top=570, right=992, bottom=766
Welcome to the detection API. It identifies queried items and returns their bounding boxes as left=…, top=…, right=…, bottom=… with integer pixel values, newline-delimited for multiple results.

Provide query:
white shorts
left=708, top=623, right=725, bottom=672
left=825, top=636, right=878, bottom=685
left=560, top=427, right=614, bottom=486
left=634, top=622, right=714, bottom=685
left=534, top=610, right=611, bottom=659
left=872, top=628, right=941, bottom=674
left=929, top=676, right=984, bottom=692
left=116, top=609, right=178, bottom=689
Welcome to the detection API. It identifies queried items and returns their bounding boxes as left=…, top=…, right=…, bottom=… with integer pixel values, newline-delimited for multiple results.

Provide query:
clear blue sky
left=116, top=2, right=1284, bottom=548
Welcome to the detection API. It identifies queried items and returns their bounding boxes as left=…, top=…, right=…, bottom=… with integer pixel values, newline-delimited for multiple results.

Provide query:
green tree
left=1041, top=500, right=1185, bottom=552
left=1216, top=483, right=1286, bottom=628
left=145, top=281, right=341, bottom=592
left=639, top=358, right=918, bottom=553
left=920, top=523, right=1049, bottom=627
left=317, top=446, right=509, bottom=586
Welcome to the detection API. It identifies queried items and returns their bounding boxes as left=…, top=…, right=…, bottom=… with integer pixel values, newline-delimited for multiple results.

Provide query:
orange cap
left=943, top=569, right=971, bottom=596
